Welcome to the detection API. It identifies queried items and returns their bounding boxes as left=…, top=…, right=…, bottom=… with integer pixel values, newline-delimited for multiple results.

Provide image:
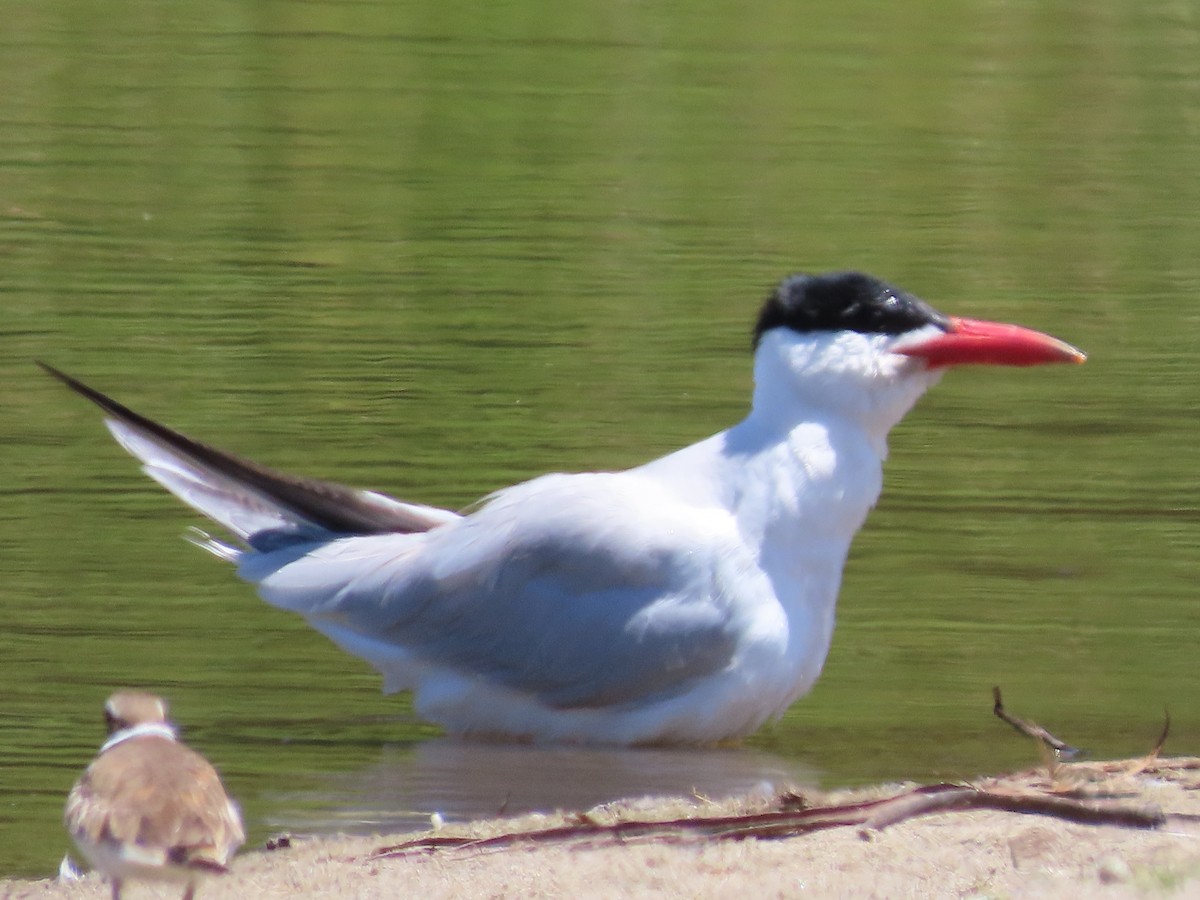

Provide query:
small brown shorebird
left=64, top=692, right=245, bottom=900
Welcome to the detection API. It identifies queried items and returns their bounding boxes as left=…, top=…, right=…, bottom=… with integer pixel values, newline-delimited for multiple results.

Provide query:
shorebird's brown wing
left=65, top=738, right=245, bottom=868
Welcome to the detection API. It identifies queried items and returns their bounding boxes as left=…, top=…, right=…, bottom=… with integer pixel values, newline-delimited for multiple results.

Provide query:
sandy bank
left=6, top=757, right=1200, bottom=899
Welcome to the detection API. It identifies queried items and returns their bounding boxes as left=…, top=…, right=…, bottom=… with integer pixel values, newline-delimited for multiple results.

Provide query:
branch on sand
left=370, top=781, right=1166, bottom=860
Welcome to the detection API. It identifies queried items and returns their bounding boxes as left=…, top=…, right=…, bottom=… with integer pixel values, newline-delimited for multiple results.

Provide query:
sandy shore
left=6, top=757, right=1200, bottom=900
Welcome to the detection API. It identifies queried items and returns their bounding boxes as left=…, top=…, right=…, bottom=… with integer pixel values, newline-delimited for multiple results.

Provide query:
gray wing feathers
left=251, top=480, right=745, bottom=709
left=105, top=419, right=311, bottom=541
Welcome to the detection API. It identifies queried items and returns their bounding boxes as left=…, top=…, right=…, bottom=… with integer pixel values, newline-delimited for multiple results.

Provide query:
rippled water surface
left=3, top=0, right=1200, bottom=879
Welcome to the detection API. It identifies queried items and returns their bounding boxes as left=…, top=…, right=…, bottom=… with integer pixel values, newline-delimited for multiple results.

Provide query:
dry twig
left=992, top=686, right=1084, bottom=760
left=1151, top=708, right=1171, bottom=759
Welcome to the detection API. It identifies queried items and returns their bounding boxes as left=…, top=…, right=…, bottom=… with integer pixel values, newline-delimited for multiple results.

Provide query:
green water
left=3, top=0, right=1200, bottom=880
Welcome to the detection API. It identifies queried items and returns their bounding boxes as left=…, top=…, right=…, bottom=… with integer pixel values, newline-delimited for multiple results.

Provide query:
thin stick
left=992, top=686, right=1083, bottom=760
left=1151, top=709, right=1171, bottom=759
left=1124, top=708, right=1173, bottom=776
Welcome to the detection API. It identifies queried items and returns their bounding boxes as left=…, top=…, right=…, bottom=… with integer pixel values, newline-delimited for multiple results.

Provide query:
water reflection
left=264, top=739, right=816, bottom=834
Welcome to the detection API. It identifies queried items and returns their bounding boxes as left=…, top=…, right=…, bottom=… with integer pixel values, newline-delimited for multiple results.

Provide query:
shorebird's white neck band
left=100, top=722, right=177, bottom=754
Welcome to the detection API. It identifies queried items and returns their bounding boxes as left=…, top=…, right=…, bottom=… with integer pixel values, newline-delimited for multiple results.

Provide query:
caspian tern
left=42, top=271, right=1085, bottom=745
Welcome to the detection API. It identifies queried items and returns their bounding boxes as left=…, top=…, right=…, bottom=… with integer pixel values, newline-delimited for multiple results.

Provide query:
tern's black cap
left=753, top=272, right=950, bottom=348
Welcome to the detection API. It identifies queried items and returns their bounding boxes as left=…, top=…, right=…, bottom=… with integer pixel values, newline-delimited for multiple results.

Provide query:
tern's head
left=750, top=271, right=1085, bottom=436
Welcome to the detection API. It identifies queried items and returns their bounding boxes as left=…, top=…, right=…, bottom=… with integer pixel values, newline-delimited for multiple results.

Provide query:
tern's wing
left=39, top=363, right=461, bottom=542
left=42, top=365, right=752, bottom=710
left=244, top=474, right=753, bottom=710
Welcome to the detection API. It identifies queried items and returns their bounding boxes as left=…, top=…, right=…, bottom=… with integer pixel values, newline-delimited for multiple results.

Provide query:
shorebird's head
left=103, top=691, right=170, bottom=735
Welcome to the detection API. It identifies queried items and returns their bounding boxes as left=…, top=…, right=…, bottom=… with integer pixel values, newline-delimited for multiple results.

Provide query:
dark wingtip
left=37, top=360, right=156, bottom=425
left=39, top=359, right=100, bottom=399
left=36, top=359, right=67, bottom=382
left=167, top=847, right=230, bottom=874
left=37, top=361, right=443, bottom=537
